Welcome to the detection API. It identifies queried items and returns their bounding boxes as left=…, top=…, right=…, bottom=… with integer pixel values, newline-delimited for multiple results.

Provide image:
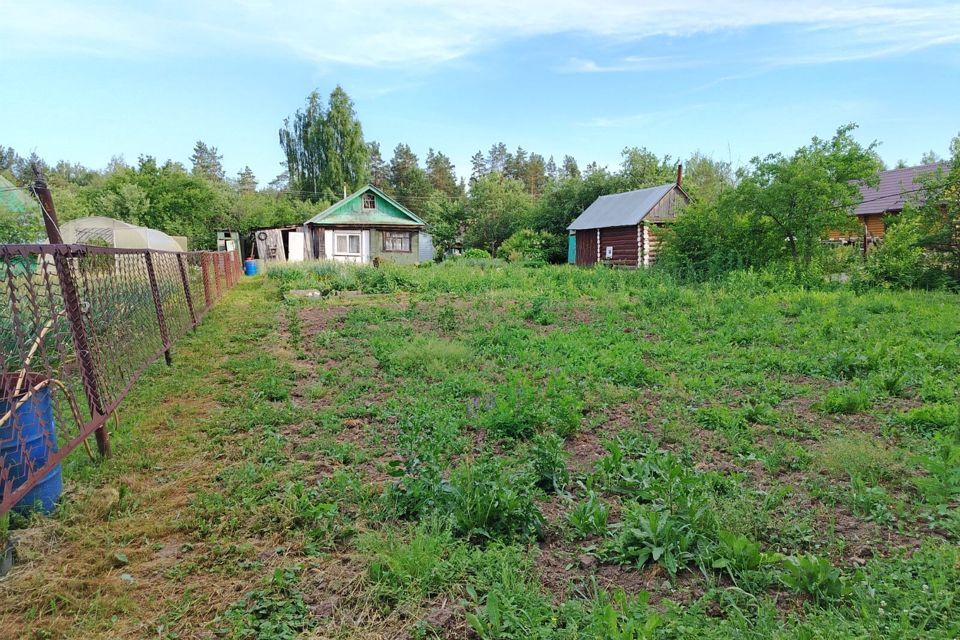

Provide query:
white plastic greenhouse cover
left=59, top=216, right=186, bottom=252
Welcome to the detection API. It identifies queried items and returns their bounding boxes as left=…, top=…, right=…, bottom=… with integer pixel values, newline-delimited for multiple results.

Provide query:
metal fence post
left=201, top=253, right=214, bottom=309
left=178, top=254, right=198, bottom=327
left=31, top=172, right=111, bottom=457
left=214, top=254, right=223, bottom=300
left=144, top=251, right=172, bottom=366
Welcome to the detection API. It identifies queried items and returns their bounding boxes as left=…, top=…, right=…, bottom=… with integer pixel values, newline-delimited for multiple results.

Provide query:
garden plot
left=1, top=263, right=957, bottom=639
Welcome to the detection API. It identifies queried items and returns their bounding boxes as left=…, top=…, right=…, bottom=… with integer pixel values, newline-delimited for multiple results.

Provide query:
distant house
left=304, top=185, right=430, bottom=264
left=830, top=162, right=948, bottom=250
left=567, top=169, right=689, bottom=267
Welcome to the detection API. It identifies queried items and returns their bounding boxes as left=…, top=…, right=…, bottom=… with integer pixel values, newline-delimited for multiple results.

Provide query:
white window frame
left=334, top=231, right=362, bottom=257
left=362, top=193, right=376, bottom=209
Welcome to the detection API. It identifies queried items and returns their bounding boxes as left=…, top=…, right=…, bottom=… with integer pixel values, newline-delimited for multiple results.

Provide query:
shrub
left=527, top=433, right=570, bottom=493
left=896, top=404, right=959, bottom=434
left=463, top=248, right=492, bottom=259
left=483, top=375, right=583, bottom=439
left=499, top=229, right=552, bottom=263
left=813, top=434, right=902, bottom=484
left=861, top=216, right=931, bottom=289
left=448, top=457, right=544, bottom=543
left=567, top=491, right=610, bottom=539
left=820, top=385, right=871, bottom=414
left=780, top=554, right=848, bottom=602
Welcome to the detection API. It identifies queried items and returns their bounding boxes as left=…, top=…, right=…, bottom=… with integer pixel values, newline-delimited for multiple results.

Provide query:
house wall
left=575, top=229, right=598, bottom=265
left=644, top=223, right=664, bottom=266
left=646, top=187, right=688, bottom=222
left=371, top=229, right=421, bottom=264
left=599, top=225, right=640, bottom=267
left=863, top=214, right=887, bottom=239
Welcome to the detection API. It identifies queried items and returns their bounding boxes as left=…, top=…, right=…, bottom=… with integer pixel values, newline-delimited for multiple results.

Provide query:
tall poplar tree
left=279, top=86, right=368, bottom=202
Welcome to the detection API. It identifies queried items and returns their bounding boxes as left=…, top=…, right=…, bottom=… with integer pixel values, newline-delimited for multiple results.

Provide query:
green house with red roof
left=304, top=184, right=429, bottom=264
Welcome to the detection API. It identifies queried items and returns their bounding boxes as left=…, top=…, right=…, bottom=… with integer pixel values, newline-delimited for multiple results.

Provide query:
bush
left=820, top=385, right=871, bottom=414
left=449, top=457, right=544, bottom=543
left=526, top=433, right=569, bottom=493
left=463, top=248, right=492, bottom=259
left=567, top=491, right=610, bottom=538
left=499, top=229, right=552, bottom=263
left=861, top=217, right=931, bottom=289
left=896, top=404, right=959, bottom=434
left=780, top=554, right=848, bottom=602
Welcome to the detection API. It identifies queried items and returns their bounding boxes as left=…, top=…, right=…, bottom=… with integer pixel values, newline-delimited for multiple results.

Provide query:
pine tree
left=387, top=144, right=431, bottom=211
left=545, top=156, right=558, bottom=180
left=426, top=148, right=460, bottom=197
left=237, top=166, right=258, bottom=193
left=487, top=143, right=509, bottom=174
left=562, top=155, right=580, bottom=179
left=470, top=151, right=487, bottom=183
left=190, top=141, right=225, bottom=181
left=367, top=142, right=388, bottom=189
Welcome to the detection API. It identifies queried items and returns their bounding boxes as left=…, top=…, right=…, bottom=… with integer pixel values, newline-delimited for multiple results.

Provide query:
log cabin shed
left=567, top=176, right=689, bottom=267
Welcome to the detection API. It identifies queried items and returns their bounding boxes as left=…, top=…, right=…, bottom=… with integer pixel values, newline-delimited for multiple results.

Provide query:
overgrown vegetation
left=1, top=263, right=958, bottom=638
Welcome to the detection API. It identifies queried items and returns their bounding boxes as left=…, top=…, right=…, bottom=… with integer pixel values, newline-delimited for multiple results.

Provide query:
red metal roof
left=854, top=163, right=947, bottom=217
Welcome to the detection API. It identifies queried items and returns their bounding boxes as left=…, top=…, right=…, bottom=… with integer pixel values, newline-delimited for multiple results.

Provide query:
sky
left=1, top=0, right=959, bottom=186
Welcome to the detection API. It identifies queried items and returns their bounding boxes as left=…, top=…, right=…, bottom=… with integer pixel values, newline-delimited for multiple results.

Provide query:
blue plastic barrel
left=0, top=378, right=62, bottom=514
left=244, top=258, right=258, bottom=276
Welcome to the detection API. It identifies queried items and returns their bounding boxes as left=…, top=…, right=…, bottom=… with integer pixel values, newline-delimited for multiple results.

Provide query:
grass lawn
left=1, top=262, right=958, bottom=639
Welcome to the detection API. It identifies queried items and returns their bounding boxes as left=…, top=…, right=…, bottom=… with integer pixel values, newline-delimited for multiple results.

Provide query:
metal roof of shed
left=854, top=162, right=948, bottom=217
left=567, top=183, right=675, bottom=231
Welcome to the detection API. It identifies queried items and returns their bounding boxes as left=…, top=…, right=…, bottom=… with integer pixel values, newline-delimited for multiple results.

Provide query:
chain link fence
left=0, top=244, right=241, bottom=515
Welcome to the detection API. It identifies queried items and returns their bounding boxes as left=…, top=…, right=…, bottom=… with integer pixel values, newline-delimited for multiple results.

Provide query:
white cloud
left=0, top=0, right=957, bottom=68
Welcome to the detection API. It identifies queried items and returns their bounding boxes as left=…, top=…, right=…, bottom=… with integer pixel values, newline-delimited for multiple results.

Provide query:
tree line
left=2, top=85, right=957, bottom=287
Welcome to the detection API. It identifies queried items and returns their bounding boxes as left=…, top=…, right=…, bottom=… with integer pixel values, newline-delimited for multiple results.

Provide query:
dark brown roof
left=854, top=163, right=948, bottom=217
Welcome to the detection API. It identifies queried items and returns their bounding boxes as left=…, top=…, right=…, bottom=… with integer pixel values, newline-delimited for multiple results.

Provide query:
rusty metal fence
left=0, top=244, right=241, bottom=515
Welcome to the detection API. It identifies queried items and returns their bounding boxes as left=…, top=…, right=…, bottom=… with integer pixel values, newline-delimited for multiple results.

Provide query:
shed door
left=575, top=230, right=597, bottom=265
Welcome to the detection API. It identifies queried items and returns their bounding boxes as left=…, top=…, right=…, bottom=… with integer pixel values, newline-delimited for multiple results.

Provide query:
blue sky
left=1, top=0, right=958, bottom=186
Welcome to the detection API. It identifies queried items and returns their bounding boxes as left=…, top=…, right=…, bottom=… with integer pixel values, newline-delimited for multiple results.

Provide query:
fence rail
left=0, top=244, right=241, bottom=516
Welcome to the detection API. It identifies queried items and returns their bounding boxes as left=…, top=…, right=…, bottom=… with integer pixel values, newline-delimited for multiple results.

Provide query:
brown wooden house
left=829, top=162, right=948, bottom=251
left=567, top=174, right=689, bottom=268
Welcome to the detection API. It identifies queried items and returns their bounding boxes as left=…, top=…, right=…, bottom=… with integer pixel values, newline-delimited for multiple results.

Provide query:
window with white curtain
left=383, top=231, right=411, bottom=252
left=335, top=232, right=361, bottom=255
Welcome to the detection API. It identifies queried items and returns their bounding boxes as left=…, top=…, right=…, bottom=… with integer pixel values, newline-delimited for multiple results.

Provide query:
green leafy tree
left=730, top=124, right=881, bottom=268
left=321, top=86, right=369, bottom=197
left=682, top=152, right=733, bottom=206
left=620, top=147, right=675, bottom=189
left=464, top=174, right=532, bottom=256
left=279, top=87, right=368, bottom=202
left=902, top=133, right=960, bottom=283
